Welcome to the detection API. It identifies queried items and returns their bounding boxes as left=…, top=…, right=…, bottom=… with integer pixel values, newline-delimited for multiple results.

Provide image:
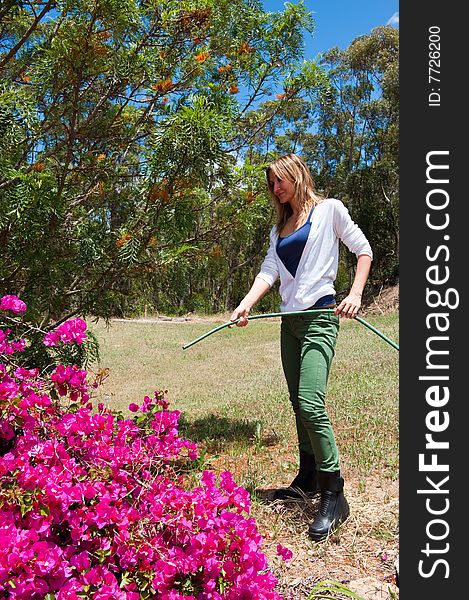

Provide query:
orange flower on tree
left=93, top=43, right=108, bottom=57
left=229, top=84, right=239, bottom=94
left=97, top=153, right=106, bottom=161
left=194, top=51, right=210, bottom=63
left=211, top=245, right=222, bottom=258
left=151, top=79, right=175, bottom=94
left=97, top=30, right=111, bottom=41
left=116, top=233, right=132, bottom=248
left=238, top=42, right=254, bottom=54
left=31, top=162, right=45, bottom=172
left=148, top=185, right=159, bottom=202
left=148, top=184, right=169, bottom=203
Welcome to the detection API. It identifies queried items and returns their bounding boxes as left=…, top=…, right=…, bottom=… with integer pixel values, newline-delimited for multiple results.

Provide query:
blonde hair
left=266, top=154, right=324, bottom=231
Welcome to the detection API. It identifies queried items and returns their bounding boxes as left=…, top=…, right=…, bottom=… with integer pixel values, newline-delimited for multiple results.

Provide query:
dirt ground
left=362, top=284, right=399, bottom=316
left=209, top=453, right=399, bottom=600
left=264, top=474, right=399, bottom=599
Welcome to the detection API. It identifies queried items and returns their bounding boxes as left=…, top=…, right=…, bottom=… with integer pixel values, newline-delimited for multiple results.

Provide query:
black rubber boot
left=308, top=471, right=350, bottom=541
left=273, top=450, right=320, bottom=500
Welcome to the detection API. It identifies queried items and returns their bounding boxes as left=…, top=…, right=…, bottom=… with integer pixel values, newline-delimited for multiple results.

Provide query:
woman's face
left=269, top=174, right=295, bottom=204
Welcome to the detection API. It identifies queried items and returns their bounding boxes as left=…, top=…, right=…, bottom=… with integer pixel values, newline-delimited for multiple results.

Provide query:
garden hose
left=182, top=309, right=399, bottom=351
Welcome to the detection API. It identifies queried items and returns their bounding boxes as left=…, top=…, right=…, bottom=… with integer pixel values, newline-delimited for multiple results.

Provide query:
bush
left=0, top=295, right=288, bottom=599
left=0, top=295, right=99, bottom=375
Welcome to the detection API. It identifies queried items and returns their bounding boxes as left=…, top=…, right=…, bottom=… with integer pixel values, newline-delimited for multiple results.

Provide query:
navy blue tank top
left=276, top=207, right=314, bottom=277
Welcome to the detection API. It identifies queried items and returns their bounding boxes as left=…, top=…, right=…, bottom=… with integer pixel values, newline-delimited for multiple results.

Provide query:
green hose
left=182, top=309, right=399, bottom=351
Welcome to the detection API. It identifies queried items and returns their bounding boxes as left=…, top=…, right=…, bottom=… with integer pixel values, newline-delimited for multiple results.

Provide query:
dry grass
left=89, top=311, right=399, bottom=599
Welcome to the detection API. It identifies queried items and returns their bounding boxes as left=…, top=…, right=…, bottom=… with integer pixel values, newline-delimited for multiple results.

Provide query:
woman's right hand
left=229, top=303, right=251, bottom=327
left=228, top=278, right=271, bottom=328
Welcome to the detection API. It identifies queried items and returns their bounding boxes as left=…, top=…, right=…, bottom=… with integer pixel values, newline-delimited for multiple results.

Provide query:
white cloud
left=387, top=12, right=399, bottom=27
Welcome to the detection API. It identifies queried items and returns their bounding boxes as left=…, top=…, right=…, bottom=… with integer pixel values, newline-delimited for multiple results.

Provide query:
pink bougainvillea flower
left=276, top=543, right=293, bottom=562
left=0, top=295, right=27, bottom=313
left=43, top=318, right=87, bottom=347
left=0, top=329, right=26, bottom=355
left=0, top=419, right=14, bottom=441
left=0, top=298, right=283, bottom=599
left=14, top=367, right=39, bottom=380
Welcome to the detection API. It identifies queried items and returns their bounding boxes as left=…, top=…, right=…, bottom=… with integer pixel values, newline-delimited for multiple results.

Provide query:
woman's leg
left=293, top=313, right=350, bottom=539
left=280, top=315, right=315, bottom=457
left=296, top=313, right=340, bottom=472
left=275, top=316, right=319, bottom=499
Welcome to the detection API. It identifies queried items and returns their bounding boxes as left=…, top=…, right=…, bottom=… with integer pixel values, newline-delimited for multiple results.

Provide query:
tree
left=243, top=26, right=399, bottom=293
left=0, top=0, right=325, bottom=322
left=312, top=26, right=399, bottom=287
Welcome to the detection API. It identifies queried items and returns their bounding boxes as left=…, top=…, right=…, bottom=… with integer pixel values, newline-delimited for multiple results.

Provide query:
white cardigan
left=256, top=198, right=373, bottom=312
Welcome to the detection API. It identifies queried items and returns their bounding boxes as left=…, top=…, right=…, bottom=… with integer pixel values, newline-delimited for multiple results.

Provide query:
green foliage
left=251, top=26, right=399, bottom=293
left=0, top=4, right=398, bottom=320
left=313, top=26, right=399, bottom=286
left=0, top=0, right=320, bottom=323
left=307, top=579, right=365, bottom=599
left=149, top=94, right=235, bottom=185
left=1, top=308, right=100, bottom=374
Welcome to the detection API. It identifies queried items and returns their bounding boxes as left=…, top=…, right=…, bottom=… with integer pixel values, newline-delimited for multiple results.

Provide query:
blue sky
left=263, top=1, right=399, bottom=58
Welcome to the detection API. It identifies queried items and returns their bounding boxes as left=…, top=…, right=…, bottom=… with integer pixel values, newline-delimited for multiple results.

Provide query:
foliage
left=0, top=0, right=323, bottom=322
left=0, top=294, right=291, bottom=598
left=0, top=294, right=99, bottom=373
left=248, top=26, right=399, bottom=294
left=309, top=26, right=399, bottom=286
left=306, top=579, right=365, bottom=599
left=1, top=4, right=398, bottom=318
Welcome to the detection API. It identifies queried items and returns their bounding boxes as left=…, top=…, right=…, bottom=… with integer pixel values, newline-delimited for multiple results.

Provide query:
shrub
left=0, top=296, right=99, bottom=375
left=0, top=295, right=287, bottom=599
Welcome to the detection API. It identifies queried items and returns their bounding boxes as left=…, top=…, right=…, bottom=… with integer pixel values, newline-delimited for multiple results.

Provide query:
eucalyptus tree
left=312, top=26, right=399, bottom=287
left=0, top=0, right=326, bottom=322
left=246, top=26, right=399, bottom=291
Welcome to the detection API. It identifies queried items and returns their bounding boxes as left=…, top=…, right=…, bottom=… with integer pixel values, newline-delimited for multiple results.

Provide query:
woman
left=230, top=154, right=373, bottom=541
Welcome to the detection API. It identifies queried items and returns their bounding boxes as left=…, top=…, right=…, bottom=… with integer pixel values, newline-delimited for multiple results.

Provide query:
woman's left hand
left=334, top=292, right=362, bottom=319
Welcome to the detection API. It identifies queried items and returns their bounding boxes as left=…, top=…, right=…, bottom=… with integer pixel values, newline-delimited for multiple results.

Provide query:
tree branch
left=0, top=0, right=57, bottom=71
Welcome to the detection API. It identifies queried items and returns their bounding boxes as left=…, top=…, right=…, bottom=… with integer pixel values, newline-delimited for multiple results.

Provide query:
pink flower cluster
left=0, top=295, right=27, bottom=314
left=50, top=365, right=90, bottom=404
left=0, top=296, right=288, bottom=599
left=0, top=329, right=26, bottom=355
left=1, top=296, right=88, bottom=361
left=43, top=318, right=88, bottom=347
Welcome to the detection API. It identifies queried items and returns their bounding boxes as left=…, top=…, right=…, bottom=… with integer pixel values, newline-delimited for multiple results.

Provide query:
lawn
left=89, top=311, right=399, bottom=598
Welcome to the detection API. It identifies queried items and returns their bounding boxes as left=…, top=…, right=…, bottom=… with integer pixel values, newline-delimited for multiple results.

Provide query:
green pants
left=280, top=311, right=340, bottom=473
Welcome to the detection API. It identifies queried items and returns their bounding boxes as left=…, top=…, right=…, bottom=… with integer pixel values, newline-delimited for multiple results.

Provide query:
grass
left=90, top=312, right=398, bottom=480
left=88, top=311, right=399, bottom=597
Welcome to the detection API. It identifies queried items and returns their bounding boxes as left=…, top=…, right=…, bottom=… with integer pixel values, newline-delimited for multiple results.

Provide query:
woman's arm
left=335, top=254, right=372, bottom=319
left=230, top=277, right=272, bottom=327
